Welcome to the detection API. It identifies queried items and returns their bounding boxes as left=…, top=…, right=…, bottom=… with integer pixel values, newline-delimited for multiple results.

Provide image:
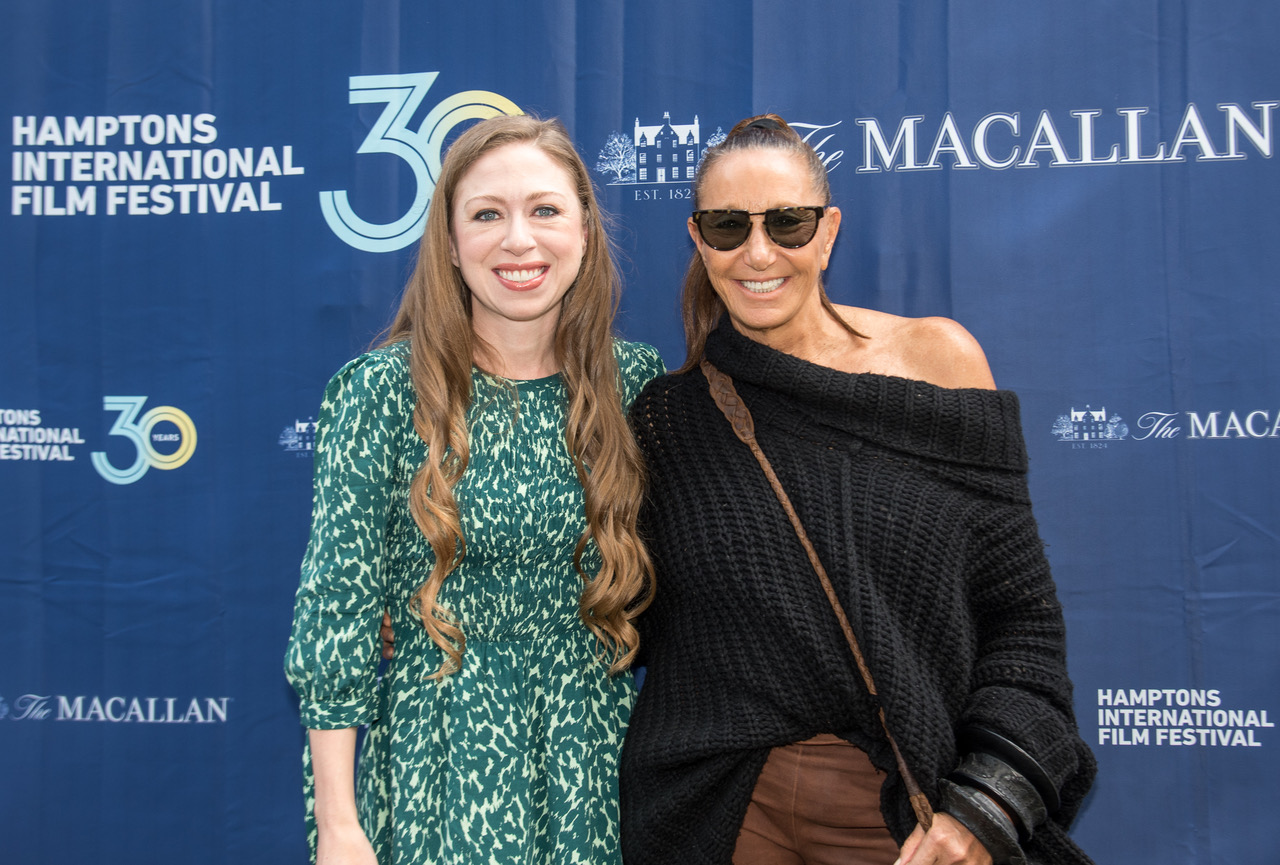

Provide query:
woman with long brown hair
left=285, top=114, right=662, bottom=864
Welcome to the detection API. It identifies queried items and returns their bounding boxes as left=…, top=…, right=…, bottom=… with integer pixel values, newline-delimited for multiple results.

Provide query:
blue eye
left=534, top=205, right=560, bottom=217
left=474, top=209, right=500, bottom=221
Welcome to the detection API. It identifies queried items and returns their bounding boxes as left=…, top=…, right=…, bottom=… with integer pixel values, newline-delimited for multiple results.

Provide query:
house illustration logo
left=279, top=417, right=317, bottom=456
left=1051, top=405, right=1129, bottom=442
left=595, top=112, right=725, bottom=185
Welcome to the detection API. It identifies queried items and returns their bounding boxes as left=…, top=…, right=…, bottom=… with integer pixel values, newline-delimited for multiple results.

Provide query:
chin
left=727, top=303, right=789, bottom=327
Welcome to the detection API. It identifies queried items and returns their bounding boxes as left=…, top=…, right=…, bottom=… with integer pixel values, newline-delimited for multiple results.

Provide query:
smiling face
left=689, top=148, right=841, bottom=345
left=449, top=142, right=587, bottom=348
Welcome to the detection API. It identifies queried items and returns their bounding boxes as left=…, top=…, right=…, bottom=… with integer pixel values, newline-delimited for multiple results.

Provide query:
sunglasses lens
left=699, top=211, right=751, bottom=250
left=695, top=207, right=823, bottom=250
left=764, top=208, right=820, bottom=247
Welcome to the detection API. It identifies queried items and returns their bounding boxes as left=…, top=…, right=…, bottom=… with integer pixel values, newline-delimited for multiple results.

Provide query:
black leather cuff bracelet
left=950, top=751, right=1048, bottom=842
left=939, top=779, right=1026, bottom=865
left=957, top=725, right=1060, bottom=814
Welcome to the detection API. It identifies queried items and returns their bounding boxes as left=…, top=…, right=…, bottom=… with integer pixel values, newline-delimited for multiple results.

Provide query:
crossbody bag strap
left=701, top=358, right=934, bottom=831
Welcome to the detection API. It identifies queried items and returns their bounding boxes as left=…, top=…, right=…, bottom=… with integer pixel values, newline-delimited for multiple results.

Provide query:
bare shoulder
left=829, top=305, right=995, bottom=389
left=902, top=316, right=996, bottom=390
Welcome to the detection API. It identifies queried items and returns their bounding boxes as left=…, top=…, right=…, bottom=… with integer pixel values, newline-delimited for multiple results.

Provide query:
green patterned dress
left=285, top=339, right=665, bottom=865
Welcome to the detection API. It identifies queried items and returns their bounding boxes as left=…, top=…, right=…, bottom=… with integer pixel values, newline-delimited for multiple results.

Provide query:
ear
left=820, top=206, right=841, bottom=270
left=449, top=234, right=460, bottom=268
left=687, top=216, right=704, bottom=252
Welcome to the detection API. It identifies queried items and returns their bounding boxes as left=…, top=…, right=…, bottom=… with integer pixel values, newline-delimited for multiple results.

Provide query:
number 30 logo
left=320, top=73, right=522, bottom=253
left=91, top=396, right=197, bottom=485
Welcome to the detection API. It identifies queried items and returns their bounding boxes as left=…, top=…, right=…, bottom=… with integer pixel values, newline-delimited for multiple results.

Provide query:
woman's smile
left=739, top=276, right=786, bottom=294
left=494, top=264, right=550, bottom=290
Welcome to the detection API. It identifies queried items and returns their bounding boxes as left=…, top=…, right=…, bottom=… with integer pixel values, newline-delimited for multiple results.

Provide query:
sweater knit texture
left=619, top=321, right=1095, bottom=865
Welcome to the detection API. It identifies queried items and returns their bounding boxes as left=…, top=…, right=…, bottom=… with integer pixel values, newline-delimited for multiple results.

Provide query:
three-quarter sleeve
left=284, top=350, right=410, bottom=729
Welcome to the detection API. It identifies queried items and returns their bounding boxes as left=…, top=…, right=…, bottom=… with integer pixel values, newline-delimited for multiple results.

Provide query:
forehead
left=454, top=142, right=579, bottom=206
left=698, top=148, right=819, bottom=210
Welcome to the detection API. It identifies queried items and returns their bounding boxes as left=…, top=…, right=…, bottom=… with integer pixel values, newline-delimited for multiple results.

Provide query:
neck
left=471, top=315, right=561, bottom=380
left=730, top=299, right=855, bottom=367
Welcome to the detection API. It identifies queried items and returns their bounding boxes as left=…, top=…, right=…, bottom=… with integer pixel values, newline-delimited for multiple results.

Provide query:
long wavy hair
left=378, top=115, right=653, bottom=678
left=677, top=112, right=862, bottom=373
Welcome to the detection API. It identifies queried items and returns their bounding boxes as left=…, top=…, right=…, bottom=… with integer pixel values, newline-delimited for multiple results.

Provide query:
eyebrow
left=461, top=191, right=572, bottom=209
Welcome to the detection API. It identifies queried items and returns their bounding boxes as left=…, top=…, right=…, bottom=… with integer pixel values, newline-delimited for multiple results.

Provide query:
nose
left=741, top=215, right=776, bottom=270
left=501, top=213, right=535, bottom=255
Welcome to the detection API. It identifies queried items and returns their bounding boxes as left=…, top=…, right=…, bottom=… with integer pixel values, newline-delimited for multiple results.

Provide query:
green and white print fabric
left=285, top=339, right=665, bottom=865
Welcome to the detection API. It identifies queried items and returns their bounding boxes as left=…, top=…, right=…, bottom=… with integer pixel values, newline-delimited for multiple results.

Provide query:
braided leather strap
left=701, top=358, right=935, bottom=831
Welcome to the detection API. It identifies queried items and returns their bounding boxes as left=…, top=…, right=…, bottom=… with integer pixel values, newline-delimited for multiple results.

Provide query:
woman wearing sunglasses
left=618, top=115, right=1095, bottom=865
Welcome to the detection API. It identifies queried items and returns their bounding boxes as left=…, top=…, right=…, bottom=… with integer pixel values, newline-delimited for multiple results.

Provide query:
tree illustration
left=700, top=127, right=727, bottom=163
left=596, top=132, right=636, bottom=183
left=1051, top=414, right=1074, bottom=440
left=1106, top=415, right=1129, bottom=440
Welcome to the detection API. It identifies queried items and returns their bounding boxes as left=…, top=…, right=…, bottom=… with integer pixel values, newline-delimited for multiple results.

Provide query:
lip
left=494, top=264, right=550, bottom=292
left=737, top=276, right=787, bottom=295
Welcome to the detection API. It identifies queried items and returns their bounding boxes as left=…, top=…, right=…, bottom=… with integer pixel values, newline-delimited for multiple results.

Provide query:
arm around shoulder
left=614, top=339, right=668, bottom=410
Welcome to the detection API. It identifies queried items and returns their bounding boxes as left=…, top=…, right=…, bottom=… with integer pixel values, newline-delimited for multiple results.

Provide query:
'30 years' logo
left=320, top=73, right=521, bottom=253
left=90, top=396, right=197, bottom=485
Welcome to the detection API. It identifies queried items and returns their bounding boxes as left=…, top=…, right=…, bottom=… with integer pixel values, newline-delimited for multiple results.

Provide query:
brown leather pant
left=732, top=735, right=900, bottom=865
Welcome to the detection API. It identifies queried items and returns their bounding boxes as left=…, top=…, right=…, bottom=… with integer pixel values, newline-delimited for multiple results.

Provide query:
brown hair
left=677, top=112, right=860, bottom=372
left=379, top=114, right=653, bottom=677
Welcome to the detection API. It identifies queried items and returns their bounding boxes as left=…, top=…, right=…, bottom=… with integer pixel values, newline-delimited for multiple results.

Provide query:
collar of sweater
left=703, top=318, right=1029, bottom=473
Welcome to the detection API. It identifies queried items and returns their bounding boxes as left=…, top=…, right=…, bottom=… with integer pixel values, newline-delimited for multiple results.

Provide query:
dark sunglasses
left=691, top=206, right=826, bottom=251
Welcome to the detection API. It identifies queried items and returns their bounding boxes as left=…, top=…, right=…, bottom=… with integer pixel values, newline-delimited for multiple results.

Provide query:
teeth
left=498, top=267, right=546, bottom=283
left=742, top=277, right=784, bottom=293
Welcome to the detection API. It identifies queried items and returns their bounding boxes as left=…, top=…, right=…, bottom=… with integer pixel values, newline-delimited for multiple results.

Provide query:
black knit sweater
left=619, top=322, right=1095, bottom=865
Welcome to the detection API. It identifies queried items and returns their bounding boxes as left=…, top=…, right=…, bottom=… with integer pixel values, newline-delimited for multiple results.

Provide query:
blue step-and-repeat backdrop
left=3, top=2, right=1277, bottom=862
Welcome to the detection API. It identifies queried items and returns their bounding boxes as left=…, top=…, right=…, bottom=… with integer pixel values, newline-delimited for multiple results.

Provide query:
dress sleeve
left=284, top=351, right=408, bottom=729
left=958, top=503, right=1097, bottom=826
left=614, top=340, right=667, bottom=412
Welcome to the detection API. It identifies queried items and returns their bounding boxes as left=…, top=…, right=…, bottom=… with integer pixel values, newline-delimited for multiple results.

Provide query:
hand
left=380, top=609, right=395, bottom=660
left=896, top=813, right=994, bottom=865
left=316, top=821, right=379, bottom=865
